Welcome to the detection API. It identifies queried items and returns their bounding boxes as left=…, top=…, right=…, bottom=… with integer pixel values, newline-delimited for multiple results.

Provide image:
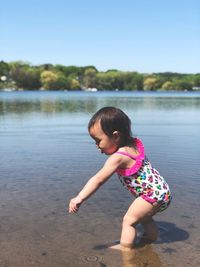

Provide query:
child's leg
left=140, top=216, right=158, bottom=241
left=110, top=197, right=156, bottom=251
left=120, top=197, right=156, bottom=246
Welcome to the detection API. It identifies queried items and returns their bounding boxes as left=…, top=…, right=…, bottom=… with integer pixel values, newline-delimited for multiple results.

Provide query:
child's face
left=89, top=121, right=119, bottom=155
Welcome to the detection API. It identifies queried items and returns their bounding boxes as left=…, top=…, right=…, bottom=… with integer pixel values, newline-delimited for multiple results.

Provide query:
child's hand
left=69, top=195, right=83, bottom=213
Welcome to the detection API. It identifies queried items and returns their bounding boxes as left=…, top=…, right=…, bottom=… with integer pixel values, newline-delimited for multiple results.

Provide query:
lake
left=0, top=90, right=200, bottom=266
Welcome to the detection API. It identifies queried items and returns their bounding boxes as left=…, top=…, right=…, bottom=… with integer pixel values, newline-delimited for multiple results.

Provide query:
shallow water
left=0, top=91, right=200, bottom=266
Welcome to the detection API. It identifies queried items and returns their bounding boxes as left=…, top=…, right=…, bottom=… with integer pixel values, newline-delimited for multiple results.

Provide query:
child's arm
left=69, top=154, right=122, bottom=213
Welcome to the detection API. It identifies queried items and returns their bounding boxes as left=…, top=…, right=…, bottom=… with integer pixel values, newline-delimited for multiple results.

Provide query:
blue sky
left=1, top=0, right=199, bottom=73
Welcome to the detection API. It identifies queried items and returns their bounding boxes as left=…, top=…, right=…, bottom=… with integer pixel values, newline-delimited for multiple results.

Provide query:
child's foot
left=109, top=243, right=133, bottom=252
left=109, top=244, right=121, bottom=250
left=93, top=240, right=119, bottom=250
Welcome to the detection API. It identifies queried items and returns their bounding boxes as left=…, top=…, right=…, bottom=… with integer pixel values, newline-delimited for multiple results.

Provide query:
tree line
left=0, top=60, right=200, bottom=91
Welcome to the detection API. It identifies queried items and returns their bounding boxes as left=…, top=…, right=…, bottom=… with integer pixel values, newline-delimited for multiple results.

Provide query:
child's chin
left=104, top=151, right=112, bottom=155
left=100, top=149, right=111, bottom=155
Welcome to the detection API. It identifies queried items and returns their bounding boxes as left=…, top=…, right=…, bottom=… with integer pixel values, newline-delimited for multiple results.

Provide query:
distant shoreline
left=1, top=61, right=199, bottom=92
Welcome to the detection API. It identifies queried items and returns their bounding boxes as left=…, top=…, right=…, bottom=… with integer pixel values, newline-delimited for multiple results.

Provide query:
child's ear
left=112, top=131, right=120, bottom=141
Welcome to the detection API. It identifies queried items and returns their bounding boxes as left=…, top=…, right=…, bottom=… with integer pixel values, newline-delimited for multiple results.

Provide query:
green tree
left=174, top=80, right=193, bottom=91
left=122, top=72, right=144, bottom=90
left=70, top=78, right=80, bottom=90
left=20, top=68, right=41, bottom=89
left=161, top=81, right=174, bottom=90
left=193, top=74, right=200, bottom=87
left=0, top=61, right=10, bottom=76
left=143, top=77, right=158, bottom=91
left=83, top=68, right=97, bottom=88
left=40, top=70, right=68, bottom=90
left=9, top=61, right=41, bottom=89
left=96, top=71, right=119, bottom=90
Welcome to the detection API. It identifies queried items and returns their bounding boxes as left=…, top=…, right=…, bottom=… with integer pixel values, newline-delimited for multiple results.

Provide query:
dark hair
left=88, top=107, right=133, bottom=146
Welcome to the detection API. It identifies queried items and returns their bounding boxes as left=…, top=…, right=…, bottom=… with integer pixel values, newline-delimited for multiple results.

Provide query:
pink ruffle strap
left=116, top=138, right=145, bottom=176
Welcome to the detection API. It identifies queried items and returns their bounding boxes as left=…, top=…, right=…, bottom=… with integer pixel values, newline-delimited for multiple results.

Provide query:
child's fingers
left=69, top=207, right=78, bottom=213
left=69, top=206, right=74, bottom=213
left=68, top=197, right=82, bottom=213
left=69, top=202, right=79, bottom=213
left=69, top=204, right=76, bottom=212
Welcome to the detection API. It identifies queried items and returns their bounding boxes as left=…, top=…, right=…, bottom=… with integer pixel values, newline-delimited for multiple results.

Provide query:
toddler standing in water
left=69, top=107, right=172, bottom=251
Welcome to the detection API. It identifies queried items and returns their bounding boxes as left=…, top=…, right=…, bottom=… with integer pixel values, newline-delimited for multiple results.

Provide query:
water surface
left=0, top=91, right=200, bottom=266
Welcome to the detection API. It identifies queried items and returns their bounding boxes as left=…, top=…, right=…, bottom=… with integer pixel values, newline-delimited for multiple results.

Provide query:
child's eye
left=95, top=139, right=101, bottom=145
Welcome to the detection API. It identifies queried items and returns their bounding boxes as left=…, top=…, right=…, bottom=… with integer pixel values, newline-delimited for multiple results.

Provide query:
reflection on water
left=0, top=91, right=200, bottom=267
left=0, top=91, right=200, bottom=116
left=120, top=245, right=164, bottom=267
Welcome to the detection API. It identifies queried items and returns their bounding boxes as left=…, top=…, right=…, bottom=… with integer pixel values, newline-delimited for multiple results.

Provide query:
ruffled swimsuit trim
left=115, top=138, right=145, bottom=176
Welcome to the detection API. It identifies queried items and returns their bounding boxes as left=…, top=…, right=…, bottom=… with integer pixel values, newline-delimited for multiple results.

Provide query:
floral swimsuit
left=115, top=138, right=172, bottom=212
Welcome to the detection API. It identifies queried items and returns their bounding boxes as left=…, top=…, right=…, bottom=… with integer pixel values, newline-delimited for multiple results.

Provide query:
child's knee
left=122, top=214, right=139, bottom=227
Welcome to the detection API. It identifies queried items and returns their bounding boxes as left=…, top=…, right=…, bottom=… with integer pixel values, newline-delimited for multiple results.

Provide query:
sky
left=0, top=0, right=199, bottom=73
